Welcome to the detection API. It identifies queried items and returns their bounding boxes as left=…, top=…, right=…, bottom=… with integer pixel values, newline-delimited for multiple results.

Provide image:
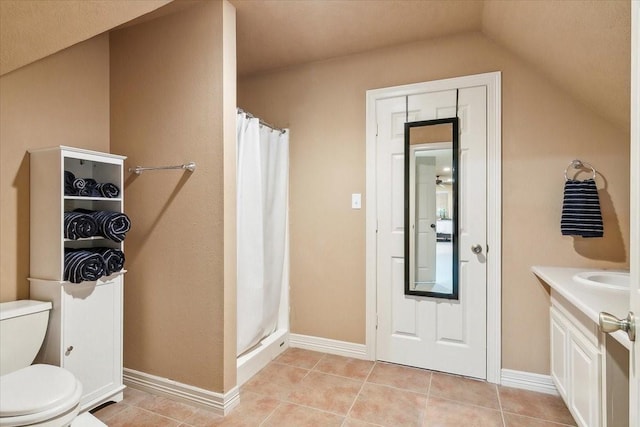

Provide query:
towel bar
left=128, top=162, right=196, bottom=175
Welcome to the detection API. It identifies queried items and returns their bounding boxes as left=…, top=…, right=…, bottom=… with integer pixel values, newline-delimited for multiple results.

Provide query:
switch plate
left=352, top=193, right=362, bottom=209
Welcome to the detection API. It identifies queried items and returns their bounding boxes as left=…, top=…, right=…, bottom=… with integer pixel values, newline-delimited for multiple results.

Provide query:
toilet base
left=70, top=413, right=106, bottom=427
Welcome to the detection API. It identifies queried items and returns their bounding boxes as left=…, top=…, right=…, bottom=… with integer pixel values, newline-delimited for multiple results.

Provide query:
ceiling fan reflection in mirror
left=436, top=175, right=453, bottom=186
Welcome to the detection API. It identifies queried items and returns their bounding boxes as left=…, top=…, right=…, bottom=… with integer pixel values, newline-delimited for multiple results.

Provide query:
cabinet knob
left=66, top=346, right=74, bottom=355
left=598, top=311, right=636, bottom=341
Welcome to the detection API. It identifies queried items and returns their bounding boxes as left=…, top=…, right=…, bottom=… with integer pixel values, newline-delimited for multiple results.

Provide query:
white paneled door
left=375, top=86, right=488, bottom=379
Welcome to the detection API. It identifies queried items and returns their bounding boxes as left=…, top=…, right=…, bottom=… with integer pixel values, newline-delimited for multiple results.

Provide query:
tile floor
left=92, top=348, right=576, bottom=426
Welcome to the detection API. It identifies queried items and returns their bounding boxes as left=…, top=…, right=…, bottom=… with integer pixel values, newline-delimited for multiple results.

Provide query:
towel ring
left=564, top=159, right=597, bottom=181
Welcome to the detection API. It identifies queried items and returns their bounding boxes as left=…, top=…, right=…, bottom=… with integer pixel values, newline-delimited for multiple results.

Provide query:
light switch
left=352, top=193, right=362, bottom=209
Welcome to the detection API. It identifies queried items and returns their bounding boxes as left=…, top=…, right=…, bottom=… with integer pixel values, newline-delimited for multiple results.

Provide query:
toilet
left=0, top=300, right=82, bottom=427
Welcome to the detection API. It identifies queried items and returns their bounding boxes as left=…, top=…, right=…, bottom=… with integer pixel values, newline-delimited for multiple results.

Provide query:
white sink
left=573, top=271, right=630, bottom=291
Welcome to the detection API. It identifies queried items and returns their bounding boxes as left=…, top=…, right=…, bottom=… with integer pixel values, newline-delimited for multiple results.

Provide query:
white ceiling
left=231, top=0, right=630, bottom=129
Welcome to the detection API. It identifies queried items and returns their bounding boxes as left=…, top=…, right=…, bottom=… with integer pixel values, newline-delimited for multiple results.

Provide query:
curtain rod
left=237, top=108, right=287, bottom=134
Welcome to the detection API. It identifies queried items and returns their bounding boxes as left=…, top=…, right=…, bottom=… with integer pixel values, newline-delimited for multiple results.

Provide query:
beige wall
left=238, top=32, right=630, bottom=374
left=0, top=34, right=111, bottom=302
left=110, top=0, right=236, bottom=392
left=0, top=0, right=171, bottom=76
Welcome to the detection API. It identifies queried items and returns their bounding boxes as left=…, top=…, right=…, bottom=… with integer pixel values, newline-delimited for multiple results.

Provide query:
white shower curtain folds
left=236, top=112, right=289, bottom=356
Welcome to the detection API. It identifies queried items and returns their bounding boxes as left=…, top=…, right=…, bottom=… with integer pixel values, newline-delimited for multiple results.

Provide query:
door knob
left=598, top=311, right=635, bottom=341
left=471, top=244, right=483, bottom=254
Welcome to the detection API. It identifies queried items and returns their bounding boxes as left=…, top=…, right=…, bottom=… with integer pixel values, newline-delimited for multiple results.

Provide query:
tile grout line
left=311, top=352, right=327, bottom=369
left=270, top=352, right=354, bottom=422
left=278, top=352, right=377, bottom=390
left=277, top=398, right=352, bottom=420
left=91, top=401, right=131, bottom=423
left=427, top=394, right=505, bottom=413
left=133, top=395, right=202, bottom=424
left=496, top=383, right=507, bottom=427
left=304, top=352, right=375, bottom=383
left=500, top=411, right=577, bottom=427
left=423, top=371, right=434, bottom=424
left=121, top=404, right=187, bottom=425
left=340, top=359, right=377, bottom=426
left=366, top=378, right=431, bottom=396
left=259, top=401, right=286, bottom=427
left=308, top=368, right=373, bottom=383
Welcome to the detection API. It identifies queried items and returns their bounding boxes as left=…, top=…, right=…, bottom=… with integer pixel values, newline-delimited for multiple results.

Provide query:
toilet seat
left=0, top=364, right=82, bottom=427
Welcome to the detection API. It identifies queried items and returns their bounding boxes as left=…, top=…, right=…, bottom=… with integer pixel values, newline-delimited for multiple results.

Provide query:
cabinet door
left=568, top=328, right=601, bottom=427
left=550, top=308, right=568, bottom=399
left=63, top=278, right=122, bottom=406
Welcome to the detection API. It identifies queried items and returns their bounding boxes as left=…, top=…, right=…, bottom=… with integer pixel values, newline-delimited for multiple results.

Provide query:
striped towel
left=64, top=211, right=98, bottom=240
left=64, top=249, right=106, bottom=283
left=63, top=171, right=120, bottom=198
left=95, top=182, right=120, bottom=198
left=73, top=178, right=98, bottom=196
left=64, top=171, right=76, bottom=196
left=74, top=209, right=131, bottom=242
left=93, top=247, right=125, bottom=275
left=561, top=179, right=603, bottom=237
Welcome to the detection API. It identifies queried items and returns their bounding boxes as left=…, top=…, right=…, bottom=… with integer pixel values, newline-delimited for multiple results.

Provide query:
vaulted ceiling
left=1, top=0, right=631, bottom=128
left=230, top=0, right=630, bottom=129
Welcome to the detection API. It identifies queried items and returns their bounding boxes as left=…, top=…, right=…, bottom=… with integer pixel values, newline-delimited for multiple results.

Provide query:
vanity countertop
left=531, top=266, right=631, bottom=350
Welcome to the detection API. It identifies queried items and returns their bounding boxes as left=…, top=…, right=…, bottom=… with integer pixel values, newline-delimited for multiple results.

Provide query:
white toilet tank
left=0, top=300, right=52, bottom=376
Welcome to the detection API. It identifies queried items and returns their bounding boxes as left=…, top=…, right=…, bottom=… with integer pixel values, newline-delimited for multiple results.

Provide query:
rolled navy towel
left=73, top=177, right=97, bottom=196
left=95, top=182, right=120, bottom=198
left=64, top=171, right=76, bottom=196
left=64, top=211, right=98, bottom=240
left=64, top=249, right=106, bottom=283
left=93, top=247, right=125, bottom=275
left=74, top=209, right=131, bottom=242
left=561, top=178, right=603, bottom=238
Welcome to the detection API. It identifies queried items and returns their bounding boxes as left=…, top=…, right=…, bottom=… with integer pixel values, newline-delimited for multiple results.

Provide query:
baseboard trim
left=290, top=337, right=556, bottom=397
left=123, top=368, right=239, bottom=416
left=289, top=333, right=368, bottom=360
left=500, top=369, right=558, bottom=396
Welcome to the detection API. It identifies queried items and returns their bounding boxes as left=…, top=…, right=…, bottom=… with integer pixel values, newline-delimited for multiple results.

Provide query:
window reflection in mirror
left=404, top=118, right=459, bottom=299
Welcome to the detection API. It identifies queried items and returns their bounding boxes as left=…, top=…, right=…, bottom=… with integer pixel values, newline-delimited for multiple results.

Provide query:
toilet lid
left=0, top=364, right=80, bottom=417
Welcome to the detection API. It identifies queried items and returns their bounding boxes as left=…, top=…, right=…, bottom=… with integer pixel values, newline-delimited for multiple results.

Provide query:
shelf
left=28, top=270, right=128, bottom=285
left=64, top=196, right=122, bottom=202
left=64, top=236, right=108, bottom=242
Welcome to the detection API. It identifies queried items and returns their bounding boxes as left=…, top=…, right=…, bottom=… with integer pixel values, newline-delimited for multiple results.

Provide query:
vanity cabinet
left=550, top=299, right=602, bottom=427
left=534, top=266, right=630, bottom=427
left=28, top=146, right=127, bottom=412
left=550, top=308, right=569, bottom=399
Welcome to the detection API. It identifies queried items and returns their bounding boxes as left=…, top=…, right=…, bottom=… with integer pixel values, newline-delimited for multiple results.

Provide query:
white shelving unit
left=28, top=146, right=127, bottom=412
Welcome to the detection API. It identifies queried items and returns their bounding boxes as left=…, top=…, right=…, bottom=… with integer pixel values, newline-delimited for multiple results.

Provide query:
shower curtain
left=236, top=111, right=289, bottom=356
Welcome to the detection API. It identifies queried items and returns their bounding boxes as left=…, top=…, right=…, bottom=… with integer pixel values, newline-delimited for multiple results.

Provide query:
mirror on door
left=405, top=118, right=459, bottom=299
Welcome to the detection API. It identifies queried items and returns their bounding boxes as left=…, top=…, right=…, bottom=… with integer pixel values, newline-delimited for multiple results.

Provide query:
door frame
left=629, top=0, right=639, bottom=422
left=365, top=72, right=502, bottom=383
